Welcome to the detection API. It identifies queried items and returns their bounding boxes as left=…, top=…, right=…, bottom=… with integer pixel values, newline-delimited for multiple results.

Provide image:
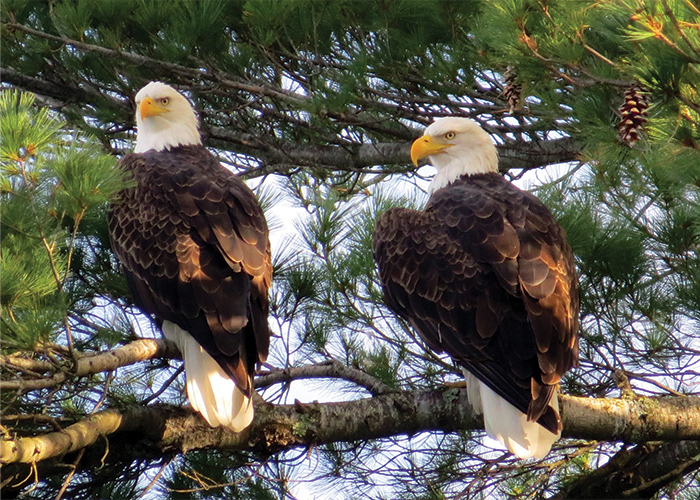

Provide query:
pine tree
left=2, top=1, right=700, bottom=499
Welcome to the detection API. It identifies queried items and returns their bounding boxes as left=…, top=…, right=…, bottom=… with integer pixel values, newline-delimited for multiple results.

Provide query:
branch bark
left=256, top=359, right=394, bottom=395
left=0, top=339, right=180, bottom=391
left=553, top=440, right=700, bottom=499
left=560, top=395, right=700, bottom=443
left=2, top=391, right=699, bottom=466
left=208, top=123, right=580, bottom=174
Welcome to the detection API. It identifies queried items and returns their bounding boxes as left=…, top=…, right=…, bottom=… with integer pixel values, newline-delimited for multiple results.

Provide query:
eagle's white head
left=134, top=81, right=201, bottom=153
left=411, top=117, right=499, bottom=193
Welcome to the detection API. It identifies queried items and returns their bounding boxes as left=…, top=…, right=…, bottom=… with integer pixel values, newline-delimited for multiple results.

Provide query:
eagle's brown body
left=109, top=145, right=271, bottom=398
left=373, top=172, right=579, bottom=435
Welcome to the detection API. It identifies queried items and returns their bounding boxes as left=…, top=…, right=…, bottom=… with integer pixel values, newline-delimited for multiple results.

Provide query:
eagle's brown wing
left=108, top=145, right=271, bottom=394
left=373, top=173, right=578, bottom=433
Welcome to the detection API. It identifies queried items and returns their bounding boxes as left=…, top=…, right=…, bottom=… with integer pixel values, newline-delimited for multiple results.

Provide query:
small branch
left=0, top=339, right=179, bottom=391
left=661, top=0, right=700, bottom=59
left=54, top=448, right=84, bottom=500
left=255, top=359, right=394, bottom=395
left=2, top=22, right=307, bottom=106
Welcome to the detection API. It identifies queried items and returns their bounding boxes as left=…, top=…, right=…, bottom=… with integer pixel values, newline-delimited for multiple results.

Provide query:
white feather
left=162, top=321, right=254, bottom=431
left=464, top=370, right=559, bottom=460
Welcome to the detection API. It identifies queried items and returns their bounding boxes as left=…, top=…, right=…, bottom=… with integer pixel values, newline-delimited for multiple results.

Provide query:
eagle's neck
left=428, top=143, right=499, bottom=193
left=134, top=117, right=201, bottom=153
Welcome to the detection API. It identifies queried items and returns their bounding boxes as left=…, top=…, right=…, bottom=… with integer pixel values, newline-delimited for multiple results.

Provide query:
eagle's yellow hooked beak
left=410, top=135, right=454, bottom=166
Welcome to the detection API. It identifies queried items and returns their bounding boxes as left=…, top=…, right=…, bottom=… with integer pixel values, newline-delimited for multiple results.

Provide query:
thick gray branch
left=554, top=440, right=700, bottom=499
left=498, top=136, right=580, bottom=172
left=2, top=392, right=699, bottom=466
left=209, top=124, right=580, bottom=173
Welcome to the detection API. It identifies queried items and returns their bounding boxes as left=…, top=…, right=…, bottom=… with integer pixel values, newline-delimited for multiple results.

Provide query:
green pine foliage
left=1, top=90, right=127, bottom=349
left=0, top=91, right=140, bottom=496
left=164, top=451, right=281, bottom=500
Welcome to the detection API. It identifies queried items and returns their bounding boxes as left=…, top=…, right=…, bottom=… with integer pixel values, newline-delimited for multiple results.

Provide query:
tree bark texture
left=2, top=389, right=699, bottom=466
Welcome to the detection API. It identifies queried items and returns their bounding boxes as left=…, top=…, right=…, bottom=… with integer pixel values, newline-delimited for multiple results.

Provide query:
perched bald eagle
left=373, top=118, right=579, bottom=459
left=109, top=82, right=271, bottom=430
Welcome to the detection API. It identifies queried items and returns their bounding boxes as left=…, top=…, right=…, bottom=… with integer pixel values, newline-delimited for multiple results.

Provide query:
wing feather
left=109, top=146, right=271, bottom=395
left=373, top=172, right=578, bottom=434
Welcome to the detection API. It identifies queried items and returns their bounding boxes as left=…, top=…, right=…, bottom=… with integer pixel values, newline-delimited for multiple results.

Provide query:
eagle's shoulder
left=428, top=173, right=525, bottom=213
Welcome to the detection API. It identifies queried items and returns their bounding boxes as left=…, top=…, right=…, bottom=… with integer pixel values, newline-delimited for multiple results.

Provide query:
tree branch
left=208, top=124, right=580, bottom=173
left=255, top=359, right=394, bottom=395
left=2, top=391, right=699, bottom=467
left=553, top=440, right=700, bottom=499
left=1, top=340, right=393, bottom=396
left=0, top=68, right=97, bottom=109
left=2, top=67, right=581, bottom=179
left=0, top=339, right=180, bottom=391
left=2, top=22, right=307, bottom=106
left=560, top=395, right=700, bottom=443
left=497, top=136, right=580, bottom=172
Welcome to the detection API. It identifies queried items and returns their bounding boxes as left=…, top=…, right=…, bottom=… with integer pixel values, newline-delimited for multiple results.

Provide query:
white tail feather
left=463, top=371, right=559, bottom=459
left=162, top=321, right=254, bottom=431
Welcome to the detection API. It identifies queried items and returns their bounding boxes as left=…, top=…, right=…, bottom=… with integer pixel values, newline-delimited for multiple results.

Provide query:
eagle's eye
left=159, top=97, right=170, bottom=106
left=444, top=131, right=456, bottom=140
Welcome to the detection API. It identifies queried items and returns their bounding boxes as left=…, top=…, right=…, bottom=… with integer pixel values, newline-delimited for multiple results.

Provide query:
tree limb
left=2, top=22, right=307, bottom=105
left=2, top=66, right=581, bottom=179
left=1, top=340, right=392, bottom=395
left=256, top=359, right=394, bottom=395
left=208, top=123, right=580, bottom=174
left=560, top=395, right=700, bottom=443
left=2, top=391, right=699, bottom=467
left=553, top=440, right=700, bottom=499
left=0, top=68, right=106, bottom=110
left=0, top=339, right=179, bottom=391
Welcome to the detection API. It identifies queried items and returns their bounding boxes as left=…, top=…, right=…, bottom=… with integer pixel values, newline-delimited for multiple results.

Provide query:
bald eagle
left=109, top=82, right=271, bottom=430
left=373, top=118, right=579, bottom=459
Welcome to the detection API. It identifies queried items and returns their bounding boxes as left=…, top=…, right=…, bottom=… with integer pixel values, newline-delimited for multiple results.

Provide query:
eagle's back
left=109, top=145, right=271, bottom=394
left=373, top=172, right=579, bottom=432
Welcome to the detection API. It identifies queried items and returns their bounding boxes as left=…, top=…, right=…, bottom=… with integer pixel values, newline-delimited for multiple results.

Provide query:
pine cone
left=502, top=66, right=523, bottom=113
left=618, top=85, right=649, bottom=147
